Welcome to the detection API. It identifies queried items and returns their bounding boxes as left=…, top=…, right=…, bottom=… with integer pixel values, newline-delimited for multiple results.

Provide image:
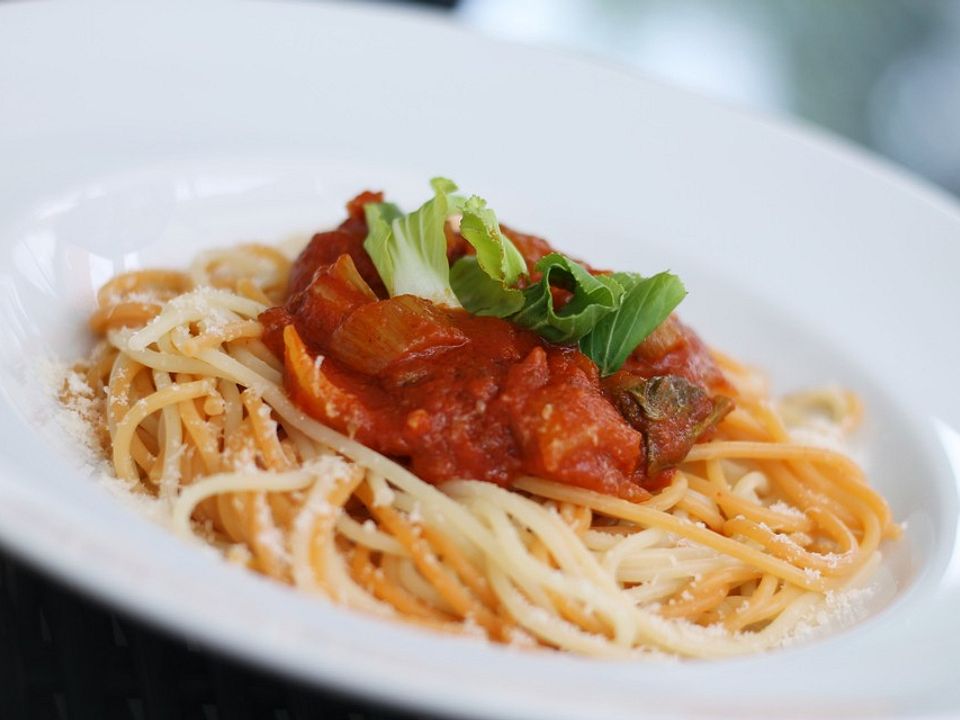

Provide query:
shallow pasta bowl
left=1, top=0, right=959, bottom=718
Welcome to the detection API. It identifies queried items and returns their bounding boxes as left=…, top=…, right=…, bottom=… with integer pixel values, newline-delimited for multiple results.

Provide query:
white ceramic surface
left=1, top=1, right=959, bottom=718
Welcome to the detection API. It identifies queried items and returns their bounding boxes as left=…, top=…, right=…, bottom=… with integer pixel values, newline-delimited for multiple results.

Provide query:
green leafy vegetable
left=458, top=196, right=527, bottom=286
left=363, top=177, right=461, bottom=308
left=511, top=254, right=624, bottom=344
left=450, top=256, right=525, bottom=316
left=580, top=272, right=686, bottom=375
left=361, top=177, right=687, bottom=375
left=449, top=194, right=528, bottom=316
left=363, top=201, right=404, bottom=230
left=606, top=373, right=733, bottom=474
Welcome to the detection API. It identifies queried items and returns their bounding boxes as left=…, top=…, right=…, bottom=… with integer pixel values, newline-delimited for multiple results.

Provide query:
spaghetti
left=62, top=210, right=899, bottom=660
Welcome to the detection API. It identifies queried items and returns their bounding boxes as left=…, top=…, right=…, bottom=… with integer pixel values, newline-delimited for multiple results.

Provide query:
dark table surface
left=0, top=551, right=432, bottom=720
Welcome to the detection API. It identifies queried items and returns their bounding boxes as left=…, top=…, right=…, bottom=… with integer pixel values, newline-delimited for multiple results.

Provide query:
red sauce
left=286, top=191, right=388, bottom=299
left=263, top=192, right=731, bottom=501
left=622, top=315, right=732, bottom=394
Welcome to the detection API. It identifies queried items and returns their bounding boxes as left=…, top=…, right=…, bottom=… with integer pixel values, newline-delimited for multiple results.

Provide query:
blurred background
left=433, top=0, right=960, bottom=198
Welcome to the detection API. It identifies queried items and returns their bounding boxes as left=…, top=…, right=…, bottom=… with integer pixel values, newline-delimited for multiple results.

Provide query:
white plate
left=1, top=1, right=958, bottom=718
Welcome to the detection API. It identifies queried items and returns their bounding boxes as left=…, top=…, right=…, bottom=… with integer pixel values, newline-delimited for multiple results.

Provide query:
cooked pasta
left=61, top=191, right=899, bottom=659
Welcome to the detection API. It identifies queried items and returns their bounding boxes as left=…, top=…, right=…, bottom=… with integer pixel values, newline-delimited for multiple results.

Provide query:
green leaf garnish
left=449, top=194, right=527, bottom=317
left=450, top=255, right=525, bottom=317
left=361, top=178, right=686, bottom=375
left=511, top=254, right=624, bottom=344
left=363, top=177, right=461, bottom=308
left=580, top=271, right=687, bottom=375
left=458, top=196, right=527, bottom=286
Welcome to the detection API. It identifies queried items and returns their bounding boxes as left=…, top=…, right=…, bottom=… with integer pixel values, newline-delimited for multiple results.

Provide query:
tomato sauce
left=262, top=192, right=731, bottom=501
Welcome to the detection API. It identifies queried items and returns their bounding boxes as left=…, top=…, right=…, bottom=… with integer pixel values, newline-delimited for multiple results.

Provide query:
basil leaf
left=363, top=177, right=461, bottom=308
left=511, top=254, right=624, bottom=344
left=580, top=271, right=686, bottom=375
left=450, top=255, right=524, bottom=316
